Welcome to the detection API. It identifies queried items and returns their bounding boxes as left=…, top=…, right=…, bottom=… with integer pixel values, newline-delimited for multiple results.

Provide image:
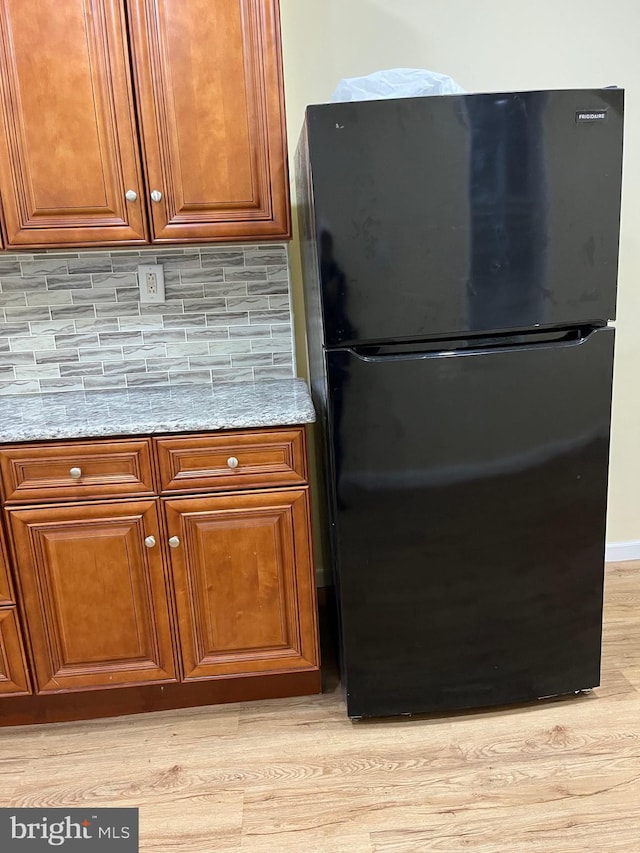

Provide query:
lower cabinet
left=165, top=489, right=318, bottom=680
left=8, top=500, right=177, bottom=692
left=0, top=608, right=31, bottom=695
left=0, top=426, right=320, bottom=723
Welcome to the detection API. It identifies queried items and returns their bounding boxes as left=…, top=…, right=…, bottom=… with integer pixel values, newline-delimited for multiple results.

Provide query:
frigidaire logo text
left=1, top=808, right=139, bottom=850
left=576, top=110, right=607, bottom=122
left=11, top=815, right=95, bottom=846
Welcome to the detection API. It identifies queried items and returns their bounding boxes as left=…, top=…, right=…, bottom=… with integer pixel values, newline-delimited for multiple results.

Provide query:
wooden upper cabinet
left=127, top=0, right=290, bottom=242
left=0, top=0, right=147, bottom=247
left=8, top=500, right=177, bottom=693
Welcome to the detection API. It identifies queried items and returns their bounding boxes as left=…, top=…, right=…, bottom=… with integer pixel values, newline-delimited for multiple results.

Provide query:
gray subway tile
left=140, top=300, right=184, bottom=316
left=247, top=280, right=288, bottom=295
left=51, top=305, right=95, bottom=319
left=120, top=316, right=164, bottom=331
left=74, top=318, right=119, bottom=332
left=29, top=319, right=76, bottom=335
left=92, top=272, right=137, bottom=289
left=14, top=364, right=60, bottom=380
left=0, top=366, right=16, bottom=380
left=6, top=306, right=52, bottom=321
left=95, top=303, right=140, bottom=318
left=251, top=310, right=290, bottom=325
left=269, top=295, right=290, bottom=310
left=254, top=366, right=295, bottom=380
left=116, top=287, right=140, bottom=303
left=0, top=338, right=9, bottom=353
left=229, top=324, right=271, bottom=339
left=250, top=338, right=291, bottom=352
left=166, top=342, right=209, bottom=357
left=163, top=314, right=205, bottom=329
left=165, top=283, right=205, bottom=300
left=0, top=322, right=30, bottom=336
left=46, top=274, right=92, bottom=290
left=59, top=363, right=104, bottom=377
left=1, top=276, right=47, bottom=292
left=208, top=341, right=250, bottom=355
left=78, top=347, right=123, bottom=362
left=180, top=268, right=223, bottom=284
left=185, top=329, right=230, bottom=342
left=103, top=359, right=146, bottom=376
left=111, top=256, right=147, bottom=272
left=143, top=329, right=187, bottom=343
left=0, top=259, right=22, bottom=275
left=204, top=282, right=248, bottom=298
left=126, top=372, right=169, bottom=387
left=227, top=296, right=270, bottom=312
left=54, top=333, right=100, bottom=348
left=224, top=267, right=268, bottom=282
left=231, top=353, right=273, bottom=367
left=68, top=255, right=112, bottom=273
left=206, top=311, right=248, bottom=327
left=267, top=265, right=289, bottom=281
left=71, top=288, right=117, bottom=304
left=162, top=253, right=201, bottom=270
left=182, top=298, right=226, bottom=313
left=273, top=353, right=294, bottom=367
left=39, top=377, right=84, bottom=392
left=0, top=292, right=27, bottom=306
left=122, top=344, right=167, bottom=358
left=211, top=368, right=254, bottom=383
left=0, top=380, right=40, bottom=395
left=244, top=250, right=286, bottom=266
left=146, top=357, right=188, bottom=373
left=10, top=334, right=55, bottom=351
left=168, top=370, right=213, bottom=385
left=26, top=290, right=73, bottom=307
left=0, top=351, right=36, bottom=364
left=201, top=251, right=244, bottom=267
left=21, top=258, right=69, bottom=276
left=35, top=348, right=79, bottom=364
left=187, top=355, right=232, bottom=369
left=83, top=376, right=127, bottom=390
left=98, top=331, right=143, bottom=346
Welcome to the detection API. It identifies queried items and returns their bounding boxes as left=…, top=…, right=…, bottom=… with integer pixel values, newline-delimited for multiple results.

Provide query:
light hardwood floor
left=1, top=561, right=638, bottom=852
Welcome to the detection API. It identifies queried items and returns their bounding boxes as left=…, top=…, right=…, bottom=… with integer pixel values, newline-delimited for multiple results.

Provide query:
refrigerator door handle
left=346, top=326, right=603, bottom=362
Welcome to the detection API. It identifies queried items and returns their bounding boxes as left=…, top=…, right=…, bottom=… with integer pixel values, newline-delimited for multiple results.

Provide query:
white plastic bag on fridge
left=330, top=68, right=465, bottom=103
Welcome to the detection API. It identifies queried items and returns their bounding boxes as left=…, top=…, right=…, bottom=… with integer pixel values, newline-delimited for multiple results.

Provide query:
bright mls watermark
left=0, top=809, right=138, bottom=851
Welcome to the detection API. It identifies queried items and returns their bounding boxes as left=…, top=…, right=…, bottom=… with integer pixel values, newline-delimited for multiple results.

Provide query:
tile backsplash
left=0, top=244, right=294, bottom=395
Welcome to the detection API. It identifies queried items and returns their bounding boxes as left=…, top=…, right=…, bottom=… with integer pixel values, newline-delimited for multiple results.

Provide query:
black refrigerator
left=296, top=88, right=624, bottom=719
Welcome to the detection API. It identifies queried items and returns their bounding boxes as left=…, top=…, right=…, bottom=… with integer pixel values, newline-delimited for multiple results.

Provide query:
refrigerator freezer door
left=307, top=89, right=623, bottom=345
left=327, top=326, right=614, bottom=717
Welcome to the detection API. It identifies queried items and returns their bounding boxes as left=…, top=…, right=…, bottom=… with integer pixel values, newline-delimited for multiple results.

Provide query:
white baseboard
left=606, top=541, right=640, bottom=562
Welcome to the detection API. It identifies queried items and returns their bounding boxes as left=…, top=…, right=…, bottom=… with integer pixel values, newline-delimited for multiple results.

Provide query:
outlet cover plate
left=138, top=264, right=165, bottom=303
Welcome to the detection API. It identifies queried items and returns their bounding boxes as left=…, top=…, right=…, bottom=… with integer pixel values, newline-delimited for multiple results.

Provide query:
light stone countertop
left=0, top=379, right=316, bottom=443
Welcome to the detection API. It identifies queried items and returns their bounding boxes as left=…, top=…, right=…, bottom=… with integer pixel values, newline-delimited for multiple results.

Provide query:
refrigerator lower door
left=326, top=326, right=614, bottom=718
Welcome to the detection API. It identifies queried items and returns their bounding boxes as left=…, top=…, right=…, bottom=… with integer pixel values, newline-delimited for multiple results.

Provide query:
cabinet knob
left=69, top=467, right=82, bottom=479
left=168, top=536, right=180, bottom=548
left=144, top=536, right=156, bottom=548
left=227, top=456, right=239, bottom=469
left=150, top=190, right=162, bottom=203
left=125, top=189, right=138, bottom=202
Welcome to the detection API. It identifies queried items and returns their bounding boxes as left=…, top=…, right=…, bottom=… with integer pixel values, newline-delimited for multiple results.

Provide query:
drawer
left=0, top=530, right=13, bottom=604
left=155, top=428, right=307, bottom=494
left=0, top=439, right=155, bottom=503
left=0, top=608, right=31, bottom=696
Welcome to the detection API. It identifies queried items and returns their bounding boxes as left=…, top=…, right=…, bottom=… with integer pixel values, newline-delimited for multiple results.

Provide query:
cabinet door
left=0, top=521, right=14, bottom=605
left=0, top=609, right=30, bottom=695
left=127, top=0, right=290, bottom=242
left=165, top=489, right=318, bottom=680
left=0, top=0, right=147, bottom=247
left=8, top=500, right=177, bottom=693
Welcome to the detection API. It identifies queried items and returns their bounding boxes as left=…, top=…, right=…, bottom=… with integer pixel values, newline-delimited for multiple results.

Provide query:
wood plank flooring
left=1, top=561, right=638, bottom=852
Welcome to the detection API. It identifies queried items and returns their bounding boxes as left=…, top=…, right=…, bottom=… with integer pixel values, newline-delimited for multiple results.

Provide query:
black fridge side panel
left=327, top=327, right=615, bottom=718
left=307, top=88, right=624, bottom=345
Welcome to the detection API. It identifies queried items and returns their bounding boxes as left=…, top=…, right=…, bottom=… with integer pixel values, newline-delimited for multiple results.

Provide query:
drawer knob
left=69, top=467, right=82, bottom=479
left=125, top=189, right=138, bottom=202
left=144, top=536, right=156, bottom=548
left=150, top=189, right=162, bottom=202
left=227, top=456, right=239, bottom=469
left=168, top=536, right=180, bottom=548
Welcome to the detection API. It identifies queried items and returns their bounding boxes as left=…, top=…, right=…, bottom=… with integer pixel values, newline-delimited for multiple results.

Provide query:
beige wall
left=280, top=0, right=640, bottom=546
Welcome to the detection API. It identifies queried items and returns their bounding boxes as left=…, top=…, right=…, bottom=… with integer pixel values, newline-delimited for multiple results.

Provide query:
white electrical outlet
left=137, top=264, right=165, bottom=303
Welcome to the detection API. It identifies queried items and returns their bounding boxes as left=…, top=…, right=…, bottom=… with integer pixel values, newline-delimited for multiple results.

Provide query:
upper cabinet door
left=127, top=0, right=291, bottom=242
left=0, top=0, right=148, bottom=247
